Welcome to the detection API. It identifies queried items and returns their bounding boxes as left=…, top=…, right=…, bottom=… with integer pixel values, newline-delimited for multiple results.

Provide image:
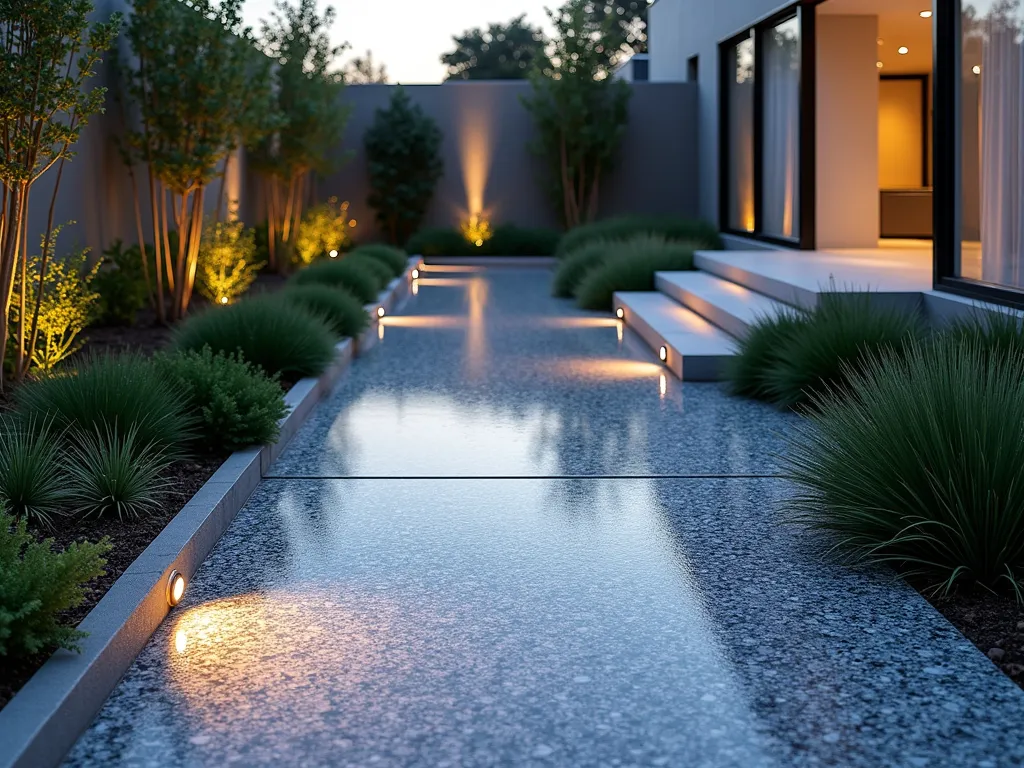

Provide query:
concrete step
left=613, top=291, right=737, bottom=381
left=694, top=250, right=820, bottom=310
left=655, top=271, right=793, bottom=340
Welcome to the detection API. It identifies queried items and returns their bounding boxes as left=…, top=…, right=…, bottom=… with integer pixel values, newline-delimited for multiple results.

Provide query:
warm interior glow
left=879, top=78, right=925, bottom=188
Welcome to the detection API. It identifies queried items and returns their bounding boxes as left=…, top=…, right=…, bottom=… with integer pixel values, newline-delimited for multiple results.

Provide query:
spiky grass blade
left=0, top=416, right=70, bottom=526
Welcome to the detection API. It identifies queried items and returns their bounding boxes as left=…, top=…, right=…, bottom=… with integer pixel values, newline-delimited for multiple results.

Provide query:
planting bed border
left=0, top=258, right=421, bottom=768
left=421, top=255, right=556, bottom=268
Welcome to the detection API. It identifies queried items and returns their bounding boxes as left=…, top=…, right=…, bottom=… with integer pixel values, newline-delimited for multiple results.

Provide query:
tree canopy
left=344, top=50, right=389, bottom=84
left=441, top=15, right=546, bottom=80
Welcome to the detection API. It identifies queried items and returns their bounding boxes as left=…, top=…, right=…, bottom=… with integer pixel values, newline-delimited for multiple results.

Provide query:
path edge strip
left=0, top=258, right=422, bottom=768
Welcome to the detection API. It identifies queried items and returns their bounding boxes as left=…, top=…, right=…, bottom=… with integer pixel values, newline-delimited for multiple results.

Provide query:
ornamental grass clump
left=153, top=348, right=288, bottom=453
left=282, top=285, right=369, bottom=340
left=944, top=308, right=1024, bottom=362
left=782, top=336, right=1024, bottom=598
left=727, top=311, right=811, bottom=400
left=289, top=259, right=380, bottom=304
left=556, top=215, right=723, bottom=257
left=173, top=295, right=337, bottom=379
left=0, top=417, right=70, bottom=527
left=350, top=244, right=407, bottom=277
left=551, top=238, right=614, bottom=298
left=763, top=294, right=924, bottom=409
left=15, top=353, right=195, bottom=460
left=344, top=253, right=392, bottom=292
left=574, top=236, right=697, bottom=311
left=0, top=507, right=110, bottom=658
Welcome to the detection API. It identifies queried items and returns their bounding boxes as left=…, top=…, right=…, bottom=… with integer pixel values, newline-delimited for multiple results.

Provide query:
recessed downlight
left=877, top=61, right=884, bottom=69
left=920, top=10, right=933, bottom=18
left=898, top=46, right=909, bottom=55
left=973, top=65, right=982, bottom=75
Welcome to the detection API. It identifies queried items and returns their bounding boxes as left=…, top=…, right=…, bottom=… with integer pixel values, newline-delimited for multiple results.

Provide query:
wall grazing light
left=377, top=306, right=386, bottom=318
left=898, top=46, right=909, bottom=55
left=461, top=213, right=493, bottom=248
left=616, top=307, right=624, bottom=319
left=329, top=249, right=339, bottom=258
left=167, top=570, right=186, bottom=607
left=659, top=345, right=668, bottom=362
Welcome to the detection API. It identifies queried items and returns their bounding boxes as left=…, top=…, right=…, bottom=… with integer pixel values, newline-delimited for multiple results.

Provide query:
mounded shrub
left=405, top=225, right=561, bottom=257
left=15, top=353, right=194, bottom=460
left=172, top=295, right=337, bottom=380
left=282, top=285, right=369, bottom=340
left=344, top=253, right=392, bottom=292
left=350, top=244, right=407, bottom=277
left=782, top=336, right=1024, bottom=597
left=556, top=215, right=723, bottom=257
left=153, top=348, right=289, bottom=453
left=0, top=507, right=110, bottom=657
left=0, top=417, right=70, bottom=526
left=574, top=236, right=697, bottom=311
left=66, top=425, right=172, bottom=521
left=289, top=259, right=380, bottom=304
left=763, top=294, right=924, bottom=409
left=727, top=311, right=811, bottom=401
left=551, top=238, right=613, bottom=298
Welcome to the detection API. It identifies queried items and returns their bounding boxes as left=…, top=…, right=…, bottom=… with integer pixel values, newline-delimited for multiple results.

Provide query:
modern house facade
left=648, top=0, right=1024, bottom=306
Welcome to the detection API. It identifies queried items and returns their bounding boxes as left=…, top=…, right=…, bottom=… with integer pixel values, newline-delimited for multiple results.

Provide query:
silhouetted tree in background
left=441, top=15, right=547, bottom=80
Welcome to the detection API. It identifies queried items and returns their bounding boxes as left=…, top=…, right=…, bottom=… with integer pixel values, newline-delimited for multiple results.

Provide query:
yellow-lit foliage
left=294, top=197, right=356, bottom=266
left=197, top=219, right=263, bottom=306
left=460, top=213, right=493, bottom=247
left=9, top=248, right=100, bottom=373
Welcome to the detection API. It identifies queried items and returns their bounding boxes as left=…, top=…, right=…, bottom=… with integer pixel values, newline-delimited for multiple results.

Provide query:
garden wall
left=318, top=81, right=700, bottom=243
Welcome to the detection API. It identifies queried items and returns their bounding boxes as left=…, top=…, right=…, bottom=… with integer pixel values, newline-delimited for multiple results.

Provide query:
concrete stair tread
left=613, top=292, right=736, bottom=381
left=655, top=271, right=791, bottom=339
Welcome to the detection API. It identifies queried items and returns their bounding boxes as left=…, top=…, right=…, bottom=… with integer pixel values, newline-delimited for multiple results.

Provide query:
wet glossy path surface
left=67, top=267, right=1024, bottom=767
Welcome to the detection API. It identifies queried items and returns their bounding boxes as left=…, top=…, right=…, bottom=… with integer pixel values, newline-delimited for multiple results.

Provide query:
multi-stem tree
left=522, top=0, right=631, bottom=228
left=252, top=0, right=349, bottom=270
left=0, top=0, right=120, bottom=387
left=123, top=0, right=258, bottom=321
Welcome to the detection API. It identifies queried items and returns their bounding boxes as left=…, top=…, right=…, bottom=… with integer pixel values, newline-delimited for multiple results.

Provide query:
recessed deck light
left=898, top=46, right=909, bottom=55
left=377, top=306, right=386, bottom=318
left=411, top=268, right=420, bottom=280
left=659, top=345, right=668, bottom=362
left=616, top=307, right=624, bottom=319
left=167, top=570, right=186, bottom=607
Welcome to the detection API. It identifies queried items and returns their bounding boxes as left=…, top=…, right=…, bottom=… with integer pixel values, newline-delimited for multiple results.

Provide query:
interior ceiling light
left=898, top=46, right=909, bottom=55
left=877, top=61, right=884, bottom=69
left=877, top=38, right=884, bottom=45
left=973, top=65, right=982, bottom=75
left=920, top=10, right=933, bottom=18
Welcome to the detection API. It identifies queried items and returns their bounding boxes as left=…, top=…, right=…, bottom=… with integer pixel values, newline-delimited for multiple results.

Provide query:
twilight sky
left=242, top=0, right=556, bottom=84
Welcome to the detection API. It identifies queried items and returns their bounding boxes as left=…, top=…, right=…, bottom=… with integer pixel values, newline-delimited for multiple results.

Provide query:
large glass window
left=959, top=2, right=1024, bottom=288
left=726, top=34, right=755, bottom=233
left=762, top=18, right=801, bottom=240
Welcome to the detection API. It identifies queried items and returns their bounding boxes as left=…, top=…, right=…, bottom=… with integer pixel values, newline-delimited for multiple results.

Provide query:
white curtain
left=980, top=17, right=1024, bottom=287
left=762, top=22, right=800, bottom=240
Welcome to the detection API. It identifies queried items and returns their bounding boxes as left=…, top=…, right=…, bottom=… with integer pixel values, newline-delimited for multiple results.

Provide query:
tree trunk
left=148, top=167, right=166, bottom=323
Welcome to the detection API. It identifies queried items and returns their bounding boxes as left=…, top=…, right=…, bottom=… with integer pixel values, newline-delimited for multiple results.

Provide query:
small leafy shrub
left=93, top=240, right=149, bottom=326
left=294, top=197, right=355, bottom=266
left=197, top=218, right=263, bottom=306
left=66, top=425, right=171, bottom=521
left=344, top=253, right=392, bottom=292
left=556, top=215, right=723, bottom=257
left=15, top=353, right=194, bottom=459
left=350, top=244, right=407, bottom=277
left=173, top=295, right=337, bottom=379
left=0, top=417, right=69, bottom=526
left=405, top=225, right=561, bottom=257
left=552, top=239, right=612, bottom=298
left=289, top=260, right=380, bottom=304
left=0, top=507, right=110, bottom=657
left=727, top=311, right=811, bottom=401
left=574, top=236, right=696, bottom=311
left=9, top=245, right=100, bottom=372
left=365, top=87, right=444, bottom=244
left=282, top=285, right=369, bottom=339
left=782, top=337, right=1024, bottom=597
left=153, top=348, right=288, bottom=453
left=763, top=294, right=923, bottom=409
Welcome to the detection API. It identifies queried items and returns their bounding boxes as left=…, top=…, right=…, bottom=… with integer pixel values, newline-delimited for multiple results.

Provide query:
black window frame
left=718, top=3, right=816, bottom=250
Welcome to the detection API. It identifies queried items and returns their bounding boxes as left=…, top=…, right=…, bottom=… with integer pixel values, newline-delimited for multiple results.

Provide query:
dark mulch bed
left=926, top=590, right=1024, bottom=691
left=0, top=454, right=224, bottom=710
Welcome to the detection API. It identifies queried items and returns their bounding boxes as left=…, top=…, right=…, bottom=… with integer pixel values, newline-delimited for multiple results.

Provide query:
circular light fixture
left=920, top=10, right=933, bottom=18
left=219, top=296, right=228, bottom=305
left=411, top=268, right=420, bottom=280
left=898, top=46, right=909, bottom=55
left=475, top=239, right=483, bottom=247
left=349, top=219, right=357, bottom=228
left=659, top=345, right=668, bottom=362
left=166, top=570, right=186, bottom=607
left=877, top=38, right=884, bottom=46
left=615, top=307, right=624, bottom=319
left=877, top=61, right=884, bottom=69
left=973, top=65, right=982, bottom=75
left=329, top=249, right=339, bottom=258
left=377, top=306, right=386, bottom=318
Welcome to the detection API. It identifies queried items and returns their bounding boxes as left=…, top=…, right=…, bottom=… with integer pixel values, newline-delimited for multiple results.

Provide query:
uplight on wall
left=167, top=570, right=186, bottom=607
left=461, top=213, right=493, bottom=247
left=219, top=296, right=229, bottom=305
left=329, top=249, right=339, bottom=259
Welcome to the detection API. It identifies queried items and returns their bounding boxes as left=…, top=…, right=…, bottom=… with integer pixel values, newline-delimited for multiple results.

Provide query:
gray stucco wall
left=319, top=80, right=699, bottom=242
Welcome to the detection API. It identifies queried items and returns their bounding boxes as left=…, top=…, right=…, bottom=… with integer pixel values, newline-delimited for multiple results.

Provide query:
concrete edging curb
left=421, top=255, right=556, bottom=267
left=0, top=259, right=421, bottom=768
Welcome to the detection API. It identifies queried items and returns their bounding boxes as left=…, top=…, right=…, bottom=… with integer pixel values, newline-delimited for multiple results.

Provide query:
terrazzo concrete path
left=66, top=267, right=1024, bottom=767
